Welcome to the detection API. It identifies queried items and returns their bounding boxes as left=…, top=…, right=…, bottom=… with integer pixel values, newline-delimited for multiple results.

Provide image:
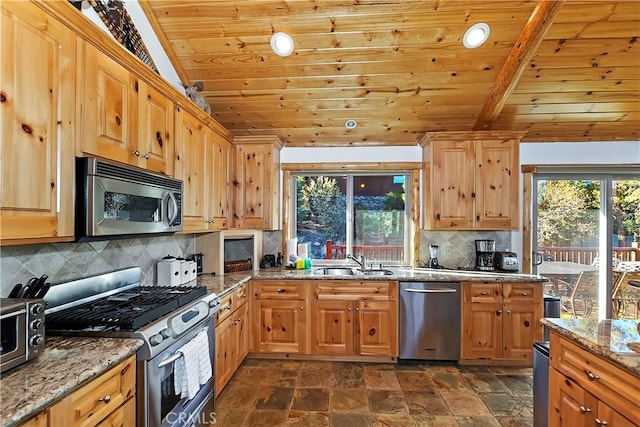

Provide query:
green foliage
left=613, top=180, right=640, bottom=241
left=537, top=180, right=598, bottom=247
left=296, top=176, right=346, bottom=242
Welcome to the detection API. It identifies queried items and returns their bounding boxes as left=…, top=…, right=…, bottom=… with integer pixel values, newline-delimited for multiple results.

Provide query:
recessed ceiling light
left=345, top=119, right=357, bottom=129
left=270, top=32, right=294, bottom=57
left=463, top=23, right=490, bottom=49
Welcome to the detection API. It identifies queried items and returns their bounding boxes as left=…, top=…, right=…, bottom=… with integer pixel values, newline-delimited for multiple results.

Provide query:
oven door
left=87, top=175, right=181, bottom=237
left=0, top=310, right=27, bottom=373
left=143, top=317, right=215, bottom=427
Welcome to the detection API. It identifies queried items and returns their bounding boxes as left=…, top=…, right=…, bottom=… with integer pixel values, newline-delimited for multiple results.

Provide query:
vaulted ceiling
left=140, top=0, right=640, bottom=146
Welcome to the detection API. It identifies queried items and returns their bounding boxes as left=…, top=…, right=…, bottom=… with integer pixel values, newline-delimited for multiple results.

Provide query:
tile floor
left=215, top=359, right=534, bottom=426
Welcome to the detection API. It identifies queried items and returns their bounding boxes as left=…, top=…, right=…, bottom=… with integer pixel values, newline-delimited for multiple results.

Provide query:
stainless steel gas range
left=44, top=267, right=221, bottom=427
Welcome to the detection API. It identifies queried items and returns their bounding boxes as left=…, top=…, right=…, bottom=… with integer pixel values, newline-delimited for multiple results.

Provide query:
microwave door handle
left=166, top=192, right=178, bottom=226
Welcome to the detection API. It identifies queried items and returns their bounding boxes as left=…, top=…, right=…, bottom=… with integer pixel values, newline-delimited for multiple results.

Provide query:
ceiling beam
left=138, top=0, right=191, bottom=86
left=473, top=0, right=565, bottom=131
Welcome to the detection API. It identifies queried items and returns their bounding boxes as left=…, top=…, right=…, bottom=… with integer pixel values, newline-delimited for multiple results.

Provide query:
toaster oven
left=0, top=298, right=45, bottom=374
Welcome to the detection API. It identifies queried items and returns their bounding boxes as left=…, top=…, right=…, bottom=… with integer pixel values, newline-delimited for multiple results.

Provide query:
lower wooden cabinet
left=548, top=332, right=640, bottom=426
left=215, top=284, right=249, bottom=396
left=461, top=283, right=542, bottom=364
left=48, top=356, right=135, bottom=427
left=18, top=412, right=47, bottom=427
left=252, top=298, right=307, bottom=354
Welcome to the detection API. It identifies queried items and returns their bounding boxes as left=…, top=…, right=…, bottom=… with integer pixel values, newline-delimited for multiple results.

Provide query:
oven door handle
left=158, top=351, right=183, bottom=368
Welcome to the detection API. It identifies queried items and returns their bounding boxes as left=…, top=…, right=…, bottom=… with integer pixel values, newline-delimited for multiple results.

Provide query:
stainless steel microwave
left=76, top=158, right=183, bottom=241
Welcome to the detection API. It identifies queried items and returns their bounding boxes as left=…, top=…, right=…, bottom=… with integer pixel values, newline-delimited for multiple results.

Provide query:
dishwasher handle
left=403, top=288, right=458, bottom=294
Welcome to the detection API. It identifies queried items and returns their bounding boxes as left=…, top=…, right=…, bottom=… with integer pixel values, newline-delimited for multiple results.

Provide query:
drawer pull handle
left=300, top=306, right=303, bottom=310
left=579, top=406, right=591, bottom=414
left=587, top=371, right=600, bottom=381
left=240, top=293, right=246, bottom=298
left=506, top=310, right=512, bottom=314
left=98, top=395, right=111, bottom=404
left=481, top=291, right=488, bottom=295
left=522, top=292, right=528, bottom=296
left=223, top=304, right=231, bottom=311
left=595, top=419, right=608, bottom=426
left=276, top=289, right=285, bottom=293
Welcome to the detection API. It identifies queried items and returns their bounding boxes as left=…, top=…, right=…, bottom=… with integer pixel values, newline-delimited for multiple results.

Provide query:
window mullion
left=346, top=175, right=354, bottom=258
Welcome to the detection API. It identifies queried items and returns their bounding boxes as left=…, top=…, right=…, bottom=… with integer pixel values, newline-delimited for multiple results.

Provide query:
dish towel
left=173, top=330, right=212, bottom=400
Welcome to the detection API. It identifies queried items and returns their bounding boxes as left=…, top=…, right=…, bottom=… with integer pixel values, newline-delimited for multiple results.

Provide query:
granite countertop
left=0, top=336, right=143, bottom=427
left=541, top=318, right=640, bottom=376
left=196, top=267, right=546, bottom=297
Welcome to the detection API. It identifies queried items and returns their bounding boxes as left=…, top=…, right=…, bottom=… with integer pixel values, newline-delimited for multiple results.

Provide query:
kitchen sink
left=312, top=267, right=395, bottom=276
left=362, top=269, right=395, bottom=276
left=313, top=267, right=357, bottom=276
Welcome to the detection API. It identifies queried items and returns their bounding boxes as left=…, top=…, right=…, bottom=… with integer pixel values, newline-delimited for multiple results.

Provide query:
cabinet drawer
left=503, top=283, right=540, bottom=304
left=216, top=291, right=235, bottom=324
left=49, top=356, right=135, bottom=427
left=462, top=283, right=501, bottom=303
left=234, top=282, right=249, bottom=307
left=314, top=281, right=393, bottom=301
left=549, top=333, right=640, bottom=425
left=252, top=281, right=304, bottom=299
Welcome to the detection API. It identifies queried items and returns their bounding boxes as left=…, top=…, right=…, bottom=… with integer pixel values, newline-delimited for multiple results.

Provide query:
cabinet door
left=206, top=132, right=229, bottom=230
left=235, top=302, right=249, bottom=366
left=1, top=2, right=75, bottom=242
left=475, top=138, right=519, bottom=229
left=502, top=303, right=541, bottom=361
left=549, top=368, right=593, bottom=427
left=595, top=400, right=636, bottom=427
left=174, top=108, right=207, bottom=231
left=310, top=300, right=354, bottom=355
left=461, top=303, right=503, bottom=359
left=95, top=397, right=135, bottom=427
left=18, top=412, right=47, bottom=427
left=357, top=300, right=397, bottom=356
left=137, top=82, right=174, bottom=175
left=430, top=140, right=475, bottom=229
left=252, top=299, right=306, bottom=353
left=80, top=41, right=138, bottom=165
left=232, top=143, right=278, bottom=229
left=215, top=313, right=235, bottom=396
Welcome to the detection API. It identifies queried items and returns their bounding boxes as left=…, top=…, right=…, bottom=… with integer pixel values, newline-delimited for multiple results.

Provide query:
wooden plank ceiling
left=141, top=0, right=640, bottom=146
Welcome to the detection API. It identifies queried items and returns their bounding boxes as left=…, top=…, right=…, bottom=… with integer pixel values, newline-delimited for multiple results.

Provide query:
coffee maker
left=475, top=239, right=496, bottom=271
left=428, top=244, right=439, bottom=268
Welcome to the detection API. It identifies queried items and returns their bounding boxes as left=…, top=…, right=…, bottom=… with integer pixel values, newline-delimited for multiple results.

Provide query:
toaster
left=495, top=251, right=519, bottom=271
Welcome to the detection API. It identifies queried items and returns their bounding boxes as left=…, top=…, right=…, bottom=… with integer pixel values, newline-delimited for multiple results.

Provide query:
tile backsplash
left=0, top=235, right=194, bottom=296
left=419, top=230, right=513, bottom=269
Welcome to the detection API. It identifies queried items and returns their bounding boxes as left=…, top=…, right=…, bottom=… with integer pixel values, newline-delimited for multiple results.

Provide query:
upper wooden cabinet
left=0, top=1, right=76, bottom=244
left=78, top=41, right=174, bottom=175
left=206, top=132, right=230, bottom=230
left=174, top=106, right=207, bottom=232
left=421, top=131, right=524, bottom=230
left=231, top=136, right=283, bottom=230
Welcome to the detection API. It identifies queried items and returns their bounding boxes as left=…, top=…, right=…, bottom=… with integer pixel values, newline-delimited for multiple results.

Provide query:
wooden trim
left=522, top=171, right=533, bottom=274
left=419, top=130, right=527, bottom=145
left=422, top=163, right=431, bottom=230
left=411, top=169, right=421, bottom=267
left=247, top=352, right=396, bottom=363
left=233, top=135, right=284, bottom=150
left=521, top=165, right=537, bottom=173
left=281, top=162, right=423, bottom=171
left=458, top=359, right=533, bottom=367
left=281, top=170, right=292, bottom=255
left=473, top=0, right=565, bottom=130
left=0, top=235, right=75, bottom=247
left=284, top=140, right=417, bottom=148
left=137, top=1, right=190, bottom=86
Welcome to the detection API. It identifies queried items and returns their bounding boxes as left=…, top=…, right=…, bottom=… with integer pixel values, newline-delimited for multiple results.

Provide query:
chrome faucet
left=346, top=254, right=366, bottom=271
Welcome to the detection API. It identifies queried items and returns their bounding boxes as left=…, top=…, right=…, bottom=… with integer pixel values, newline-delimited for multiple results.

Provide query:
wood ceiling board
left=143, top=0, right=640, bottom=144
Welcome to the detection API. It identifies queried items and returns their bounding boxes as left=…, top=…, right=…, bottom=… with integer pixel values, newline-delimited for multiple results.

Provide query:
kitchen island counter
left=541, top=318, right=640, bottom=376
left=0, top=336, right=142, bottom=427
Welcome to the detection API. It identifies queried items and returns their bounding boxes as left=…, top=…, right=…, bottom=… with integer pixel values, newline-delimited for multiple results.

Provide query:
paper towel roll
left=298, top=243, right=309, bottom=259
left=286, top=238, right=298, bottom=263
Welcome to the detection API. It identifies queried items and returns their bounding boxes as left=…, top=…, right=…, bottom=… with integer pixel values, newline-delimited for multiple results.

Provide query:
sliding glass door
left=533, top=170, right=639, bottom=320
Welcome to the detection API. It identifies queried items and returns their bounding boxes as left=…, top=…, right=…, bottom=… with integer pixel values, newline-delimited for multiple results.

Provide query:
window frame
left=281, top=162, right=422, bottom=267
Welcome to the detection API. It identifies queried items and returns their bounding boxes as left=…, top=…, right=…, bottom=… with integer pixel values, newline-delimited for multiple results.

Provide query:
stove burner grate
left=46, top=286, right=207, bottom=331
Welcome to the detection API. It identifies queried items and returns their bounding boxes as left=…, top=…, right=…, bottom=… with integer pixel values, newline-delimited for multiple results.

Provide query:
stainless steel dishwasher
left=398, top=281, right=461, bottom=360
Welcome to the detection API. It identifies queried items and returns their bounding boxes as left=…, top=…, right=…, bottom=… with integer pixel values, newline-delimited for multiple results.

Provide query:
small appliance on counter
left=494, top=251, right=519, bottom=271
left=260, top=254, right=277, bottom=268
left=475, top=239, right=496, bottom=271
left=428, top=244, right=440, bottom=268
left=0, top=298, right=46, bottom=374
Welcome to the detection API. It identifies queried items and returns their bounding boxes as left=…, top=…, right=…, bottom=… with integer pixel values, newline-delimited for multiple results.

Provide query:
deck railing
left=325, top=239, right=404, bottom=262
left=537, top=246, right=639, bottom=265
